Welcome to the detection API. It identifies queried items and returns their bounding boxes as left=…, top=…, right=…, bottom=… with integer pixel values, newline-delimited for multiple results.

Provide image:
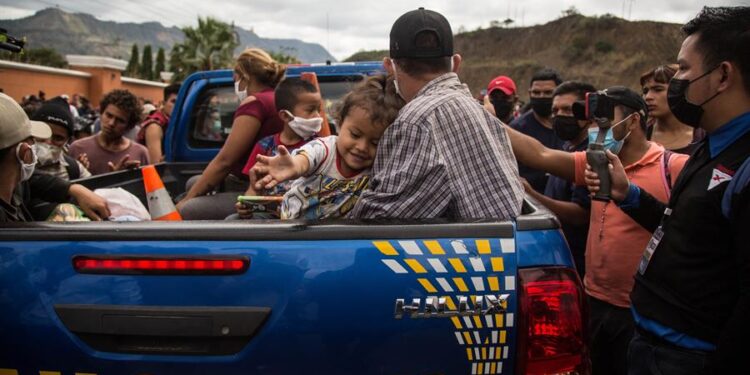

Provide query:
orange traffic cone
left=142, top=165, right=182, bottom=221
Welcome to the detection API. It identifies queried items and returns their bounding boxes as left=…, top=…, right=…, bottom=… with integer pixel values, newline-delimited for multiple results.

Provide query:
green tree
left=269, top=50, right=301, bottom=64
left=561, top=6, right=581, bottom=18
left=126, top=44, right=139, bottom=77
left=140, top=45, right=153, bottom=80
left=169, top=17, right=239, bottom=82
left=154, top=47, right=166, bottom=80
left=343, top=49, right=388, bottom=62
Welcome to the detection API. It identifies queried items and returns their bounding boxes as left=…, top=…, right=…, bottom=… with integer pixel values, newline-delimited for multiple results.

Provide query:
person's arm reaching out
left=505, top=125, right=577, bottom=182
left=252, top=145, right=310, bottom=191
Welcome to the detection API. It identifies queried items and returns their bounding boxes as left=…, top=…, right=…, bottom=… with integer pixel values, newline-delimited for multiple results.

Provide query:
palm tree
left=169, top=17, right=239, bottom=82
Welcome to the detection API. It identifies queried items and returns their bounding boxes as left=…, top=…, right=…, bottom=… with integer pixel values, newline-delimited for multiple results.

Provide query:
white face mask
left=234, top=80, right=248, bottom=102
left=16, top=143, right=37, bottom=182
left=284, top=110, right=322, bottom=139
left=34, top=142, right=64, bottom=166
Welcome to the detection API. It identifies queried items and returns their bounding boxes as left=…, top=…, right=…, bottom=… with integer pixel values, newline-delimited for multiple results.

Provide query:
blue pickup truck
left=0, top=63, right=589, bottom=375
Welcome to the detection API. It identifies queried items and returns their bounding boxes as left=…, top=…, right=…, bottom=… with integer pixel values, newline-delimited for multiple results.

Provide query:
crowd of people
left=0, top=5, right=748, bottom=374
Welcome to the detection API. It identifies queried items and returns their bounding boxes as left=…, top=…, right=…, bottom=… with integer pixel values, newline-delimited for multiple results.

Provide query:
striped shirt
left=349, top=73, right=523, bottom=220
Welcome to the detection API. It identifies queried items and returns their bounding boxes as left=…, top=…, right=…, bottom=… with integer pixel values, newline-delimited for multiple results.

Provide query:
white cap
left=142, top=103, right=157, bottom=115
left=0, top=93, right=52, bottom=149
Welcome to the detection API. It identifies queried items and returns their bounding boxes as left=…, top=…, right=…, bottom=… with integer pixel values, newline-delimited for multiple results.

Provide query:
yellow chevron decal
left=374, top=241, right=398, bottom=255
left=418, top=278, right=438, bottom=293
left=448, top=258, right=468, bottom=273
left=491, top=257, right=505, bottom=272
left=487, top=276, right=500, bottom=291
left=453, top=277, right=469, bottom=292
left=476, top=239, right=492, bottom=254
left=404, top=258, right=427, bottom=273
left=424, top=240, right=447, bottom=255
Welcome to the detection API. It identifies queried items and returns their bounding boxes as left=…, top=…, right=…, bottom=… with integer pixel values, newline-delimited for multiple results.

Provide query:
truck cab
left=164, top=62, right=386, bottom=163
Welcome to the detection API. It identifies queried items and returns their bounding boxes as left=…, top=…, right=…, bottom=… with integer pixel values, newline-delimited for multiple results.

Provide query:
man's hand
left=175, top=199, right=187, bottom=214
left=108, top=154, right=141, bottom=171
left=68, top=184, right=111, bottom=220
left=520, top=177, right=534, bottom=194
left=235, top=202, right=254, bottom=219
left=253, top=146, right=301, bottom=190
left=76, top=153, right=90, bottom=170
left=584, top=150, right=630, bottom=202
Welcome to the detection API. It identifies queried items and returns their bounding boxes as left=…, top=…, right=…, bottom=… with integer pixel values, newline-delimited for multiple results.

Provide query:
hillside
left=0, top=8, right=335, bottom=63
left=346, top=14, right=684, bottom=99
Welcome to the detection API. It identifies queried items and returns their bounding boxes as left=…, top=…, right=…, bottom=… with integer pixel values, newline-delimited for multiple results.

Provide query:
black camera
left=581, top=90, right=617, bottom=202
left=585, top=92, right=616, bottom=120
left=572, top=91, right=617, bottom=121
left=0, top=28, right=25, bottom=53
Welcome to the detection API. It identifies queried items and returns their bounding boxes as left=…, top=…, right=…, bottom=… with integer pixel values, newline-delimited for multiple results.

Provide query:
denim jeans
left=627, top=329, right=710, bottom=375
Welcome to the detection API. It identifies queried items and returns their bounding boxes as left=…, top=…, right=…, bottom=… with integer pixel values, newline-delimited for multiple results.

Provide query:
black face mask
left=553, top=115, right=583, bottom=141
left=667, top=65, right=722, bottom=128
left=530, top=97, right=553, bottom=118
left=492, top=100, right=514, bottom=122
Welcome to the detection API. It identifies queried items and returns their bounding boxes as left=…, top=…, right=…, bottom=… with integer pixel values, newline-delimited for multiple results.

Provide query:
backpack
left=63, top=154, right=81, bottom=180
left=661, top=150, right=675, bottom=199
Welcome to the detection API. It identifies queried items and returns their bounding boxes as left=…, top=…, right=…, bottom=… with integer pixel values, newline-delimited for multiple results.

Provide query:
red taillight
left=72, top=255, right=249, bottom=275
left=517, top=267, right=590, bottom=375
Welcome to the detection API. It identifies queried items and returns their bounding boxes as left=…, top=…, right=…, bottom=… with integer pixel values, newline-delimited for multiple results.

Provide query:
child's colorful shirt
left=281, top=136, right=370, bottom=220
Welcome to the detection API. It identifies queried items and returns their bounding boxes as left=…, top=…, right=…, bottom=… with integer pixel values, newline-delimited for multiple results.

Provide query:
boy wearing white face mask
left=31, top=97, right=91, bottom=181
left=235, top=78, right=322, bottom=218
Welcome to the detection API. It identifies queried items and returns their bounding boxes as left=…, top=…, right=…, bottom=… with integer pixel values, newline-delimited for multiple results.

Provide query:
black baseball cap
left=601, top=86, right=648, bottom=123
left=389, top=8, right=453, bottom=59
left=31, top=97, right=74, bottom=135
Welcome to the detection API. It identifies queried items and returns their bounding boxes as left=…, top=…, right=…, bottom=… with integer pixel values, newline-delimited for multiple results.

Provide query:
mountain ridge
left=0, top=8, right=336, bottom=63
left=345, top=14, right=685, bottom=98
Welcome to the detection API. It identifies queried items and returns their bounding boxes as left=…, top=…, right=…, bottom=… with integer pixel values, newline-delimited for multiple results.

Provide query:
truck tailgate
left=0, top=221, right=519, bottom=375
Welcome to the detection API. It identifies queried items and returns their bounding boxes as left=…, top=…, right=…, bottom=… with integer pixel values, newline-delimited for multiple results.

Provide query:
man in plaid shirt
left=349, top=8, right=523, bottom=220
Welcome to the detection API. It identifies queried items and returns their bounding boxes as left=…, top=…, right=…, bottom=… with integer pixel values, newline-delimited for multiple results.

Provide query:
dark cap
left=390, top=8, right=453, bottom=59
left=31, top=97, right=74, bottom=135
left=601, top=86, right=648, bottom=118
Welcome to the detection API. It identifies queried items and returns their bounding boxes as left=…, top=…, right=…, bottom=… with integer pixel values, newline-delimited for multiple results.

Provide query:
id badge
left=638, top=226, right=664, bottom=275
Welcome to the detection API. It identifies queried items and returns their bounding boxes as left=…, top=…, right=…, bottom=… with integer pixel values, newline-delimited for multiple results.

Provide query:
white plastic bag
left=94, top=187, right=151, bottom=221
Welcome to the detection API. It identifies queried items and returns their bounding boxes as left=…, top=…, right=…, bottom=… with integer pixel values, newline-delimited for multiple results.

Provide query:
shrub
left=595, top=41, right=615, bottom=53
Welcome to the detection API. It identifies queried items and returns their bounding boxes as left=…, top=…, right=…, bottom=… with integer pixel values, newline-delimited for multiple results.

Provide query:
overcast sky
left=0, top=0, right=745, bottom=60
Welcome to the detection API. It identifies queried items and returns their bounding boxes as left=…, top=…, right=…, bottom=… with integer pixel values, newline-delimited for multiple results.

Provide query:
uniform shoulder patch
left=708, top=164, right=735, bottom=191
